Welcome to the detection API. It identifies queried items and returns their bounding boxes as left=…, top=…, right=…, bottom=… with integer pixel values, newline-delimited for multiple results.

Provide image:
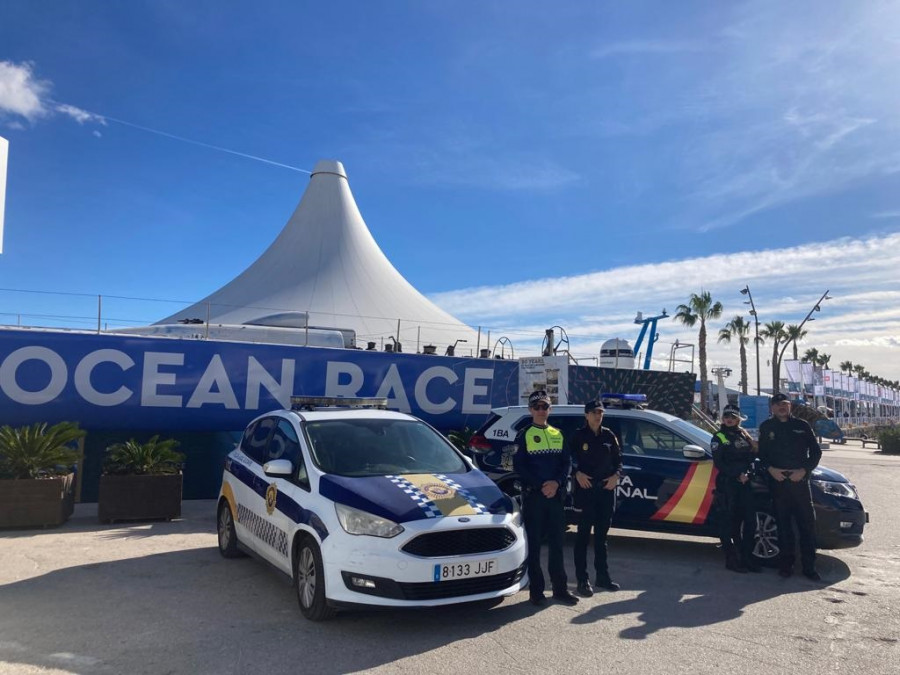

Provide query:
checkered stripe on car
left=237, top=503, right=288, bottom=557
left=387, top=475, right=443, bottom=518
left=433, top=474, right=490, bottom=514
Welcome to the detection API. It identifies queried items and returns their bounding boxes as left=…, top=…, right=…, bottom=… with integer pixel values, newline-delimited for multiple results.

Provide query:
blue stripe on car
left=226, top=457, right=329, bottom=541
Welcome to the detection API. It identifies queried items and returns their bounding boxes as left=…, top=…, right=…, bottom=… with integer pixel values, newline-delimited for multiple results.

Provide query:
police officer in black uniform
left=711, top=403, right=760, bottom=573
left=513, top=390, right=579, bottom=606
left=758, top=393, right=823, bottom=580
left=570, top=399, right=622, bottom=596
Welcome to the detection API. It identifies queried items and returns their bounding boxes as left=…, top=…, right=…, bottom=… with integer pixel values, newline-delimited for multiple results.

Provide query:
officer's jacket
left=758, top=416, right=822, bottom=472
left=512, top=424, right=571, bottom=492
left=569, top=426, right=622, bottom=484
left=711, top=425, right=755, bottom=482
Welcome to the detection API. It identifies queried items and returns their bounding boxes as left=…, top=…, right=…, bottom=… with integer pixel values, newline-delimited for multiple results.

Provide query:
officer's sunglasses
left=530, top=403, right=550, bottom=411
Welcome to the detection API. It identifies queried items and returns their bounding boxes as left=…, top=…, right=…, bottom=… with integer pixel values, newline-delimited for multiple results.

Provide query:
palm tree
left=760, top=320, right=787, bottom=393
left=718, top=316, right=752, bottom=395
left=785, top=324, right=808, bottom=361
left=802, top=347, right=819, bottom=364
left=674, top=291, right=724, bottom=412
left=853, top=364, right=866, bottom=379
left=840, top=360, right=853, bottom=375
left=817, top=353, right=831, bottom=370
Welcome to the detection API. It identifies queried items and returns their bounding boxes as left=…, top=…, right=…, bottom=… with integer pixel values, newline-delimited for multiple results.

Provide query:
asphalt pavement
left=1, top=439, right=898, bottom=675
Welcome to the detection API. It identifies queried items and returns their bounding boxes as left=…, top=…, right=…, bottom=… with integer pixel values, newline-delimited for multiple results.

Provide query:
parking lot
left=1, top=440, right=898, bottom=675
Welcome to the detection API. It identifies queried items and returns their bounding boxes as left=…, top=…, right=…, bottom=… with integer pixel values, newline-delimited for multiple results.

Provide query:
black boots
left=725, top=549, right=748, bottom=573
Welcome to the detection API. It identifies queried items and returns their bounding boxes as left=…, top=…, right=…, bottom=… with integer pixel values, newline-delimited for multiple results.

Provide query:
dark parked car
left=467, top=396, right=867, bottom=563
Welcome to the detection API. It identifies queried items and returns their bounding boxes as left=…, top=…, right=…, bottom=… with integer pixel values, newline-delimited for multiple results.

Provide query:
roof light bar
left=290, top=396, right=388, bottom=411
left=601, top=393, right=648, bottom=402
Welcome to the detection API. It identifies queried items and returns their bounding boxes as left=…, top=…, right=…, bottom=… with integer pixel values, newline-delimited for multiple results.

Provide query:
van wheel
left=747, top=509, right=780, bottom=565
left=294, top=539, right=336, bottom=621
left=217, top=501, right=244, bottom=559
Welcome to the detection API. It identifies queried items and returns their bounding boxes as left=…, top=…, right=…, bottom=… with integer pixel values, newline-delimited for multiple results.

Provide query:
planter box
left=98, top=473, right=183, bottom=523
left=0, top=473, right=75, bottom=529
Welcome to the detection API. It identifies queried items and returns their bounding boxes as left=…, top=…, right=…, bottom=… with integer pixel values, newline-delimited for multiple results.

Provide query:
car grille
left=401, top=527, right=517, bottom=557
left=397, top=563, right=527, bottom=600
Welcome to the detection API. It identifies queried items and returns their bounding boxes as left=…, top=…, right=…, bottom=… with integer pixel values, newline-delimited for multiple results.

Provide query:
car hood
left=811, top=465, right=848, bottom=482
left=319, top=470, right=511, bottom=523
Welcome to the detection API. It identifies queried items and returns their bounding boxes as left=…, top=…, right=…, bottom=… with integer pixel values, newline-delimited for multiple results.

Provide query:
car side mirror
left=263, top=459, right=294, bottom=476
left=682, top=445, right=707, bottom=459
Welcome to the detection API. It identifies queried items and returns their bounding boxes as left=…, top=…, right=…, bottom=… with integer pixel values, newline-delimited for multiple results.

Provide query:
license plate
left=433, top=559, right=497, bottom=582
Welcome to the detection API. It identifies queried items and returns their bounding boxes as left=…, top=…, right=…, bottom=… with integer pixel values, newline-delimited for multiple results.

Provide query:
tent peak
left=311, top=159, right=347, bottom=179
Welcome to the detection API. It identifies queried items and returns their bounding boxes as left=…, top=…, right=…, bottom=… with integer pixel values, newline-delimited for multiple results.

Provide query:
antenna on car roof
left=289, top=396, right=389, bottom=411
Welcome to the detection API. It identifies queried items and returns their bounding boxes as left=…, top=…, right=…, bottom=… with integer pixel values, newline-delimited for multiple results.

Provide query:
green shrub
left=877, top=427, right=900, bottom=454
left=0, top=422, right=85, bottom=479
left=103, top=436, right=184, bottom=475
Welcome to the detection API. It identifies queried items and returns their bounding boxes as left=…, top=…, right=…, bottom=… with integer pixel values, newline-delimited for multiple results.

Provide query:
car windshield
left=304, top=418, right=468, bottom=477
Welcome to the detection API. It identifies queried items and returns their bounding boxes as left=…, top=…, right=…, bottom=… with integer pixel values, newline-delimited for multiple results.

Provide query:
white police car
left=217, top=397, right=527, bottom=620
left=468, top=394, right=866, bottom=564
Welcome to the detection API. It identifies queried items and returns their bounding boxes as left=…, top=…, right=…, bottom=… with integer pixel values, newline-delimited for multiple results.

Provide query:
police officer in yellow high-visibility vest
left=513, top=390, right=579, bottom=607
left=711, top=403, right=760, bottom=573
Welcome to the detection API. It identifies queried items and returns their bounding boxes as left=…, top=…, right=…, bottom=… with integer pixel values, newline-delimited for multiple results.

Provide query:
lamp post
left=740, top=285, right=761, bottom=396
left=773, top=290, right=832, bottom=395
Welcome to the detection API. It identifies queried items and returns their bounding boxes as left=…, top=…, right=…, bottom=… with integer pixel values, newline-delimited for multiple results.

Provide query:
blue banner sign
left=0, top=329, right=518, bottom=432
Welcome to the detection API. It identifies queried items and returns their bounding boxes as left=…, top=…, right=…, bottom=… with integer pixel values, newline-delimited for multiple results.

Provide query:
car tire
left=747, top=508, right=780, bottom=566
left=217, top=500, right=244, bottom=559
left=294, top=538, right=336, bottom=621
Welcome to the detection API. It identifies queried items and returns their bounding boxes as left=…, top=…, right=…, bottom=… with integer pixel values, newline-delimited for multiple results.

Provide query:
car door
left=257, top=418, right=311, bottom=574
left=229, top=416, right=276, bottom=552
left=605, top=416, right=716, bottom=535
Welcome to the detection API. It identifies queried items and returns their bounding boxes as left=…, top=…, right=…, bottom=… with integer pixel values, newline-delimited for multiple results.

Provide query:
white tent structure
left=154, top=160, right=479, bottom=354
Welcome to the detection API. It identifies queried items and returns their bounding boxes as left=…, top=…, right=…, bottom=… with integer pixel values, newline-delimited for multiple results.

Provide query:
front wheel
left=294, top=539, right=336, bottom=621
left=217, top=501, right=244, bottom=559
left=747, top=509, right=780, bottom=564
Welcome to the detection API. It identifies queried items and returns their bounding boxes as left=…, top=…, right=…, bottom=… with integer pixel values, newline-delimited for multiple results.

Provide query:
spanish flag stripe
left=650, top=463, right=698, bottom=521
left=691, top=467, right=718, bottom=524
left=662, top=462, right=715, bottom=523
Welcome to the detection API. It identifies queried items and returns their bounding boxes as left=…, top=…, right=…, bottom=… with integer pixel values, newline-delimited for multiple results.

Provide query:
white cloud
left=56, top=104, right=106, bottom=126
left=432, top=231, right=900, bottom=384
left=0, top=61, right=49, bottom=122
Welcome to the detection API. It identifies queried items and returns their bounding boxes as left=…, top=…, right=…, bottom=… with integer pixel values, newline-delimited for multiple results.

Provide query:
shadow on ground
left=572, top=533, right=851, bottom=638
left=0, top=516, right=852, bottom=673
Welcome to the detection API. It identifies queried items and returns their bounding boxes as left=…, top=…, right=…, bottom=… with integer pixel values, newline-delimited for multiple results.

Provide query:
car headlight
left=334, top=503, right=404, bottom=538
left=510, top=496, right=523, bottom=527
left=812, top=480, right=858, bottom=500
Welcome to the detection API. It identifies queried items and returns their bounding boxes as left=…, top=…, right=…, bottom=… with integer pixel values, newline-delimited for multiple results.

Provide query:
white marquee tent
left=157, top=160, right=479, bottom=353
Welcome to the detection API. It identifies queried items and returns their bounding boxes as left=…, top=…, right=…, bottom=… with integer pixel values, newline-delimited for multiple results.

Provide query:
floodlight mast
left=773, top=290, right=832, bottom=395
left=740, top=285, right=761, bottom=396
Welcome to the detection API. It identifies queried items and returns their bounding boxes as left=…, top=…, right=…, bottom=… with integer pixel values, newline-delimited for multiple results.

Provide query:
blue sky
left=1, top=0, right=899, bottom=388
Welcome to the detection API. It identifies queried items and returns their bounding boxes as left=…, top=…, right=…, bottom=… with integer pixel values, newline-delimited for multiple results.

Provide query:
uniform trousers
left=770, top=478, right=817, bottom=572
left=573, top=486, right=615, bottom=583
left=523, top=491, right=567, bottom=597
left=715, top=480, right=756, bottom=562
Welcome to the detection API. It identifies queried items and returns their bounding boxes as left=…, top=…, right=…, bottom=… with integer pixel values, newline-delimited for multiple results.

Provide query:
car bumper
left=321, top=516, right=528, bottom=608
left=815, top=503, right=868, bottom=549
